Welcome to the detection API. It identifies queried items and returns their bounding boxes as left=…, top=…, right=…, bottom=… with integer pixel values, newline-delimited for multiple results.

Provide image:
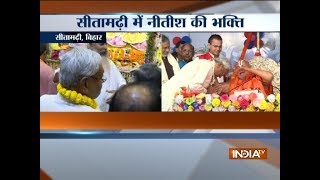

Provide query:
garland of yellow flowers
left=57, top=83, right=98, bottom=109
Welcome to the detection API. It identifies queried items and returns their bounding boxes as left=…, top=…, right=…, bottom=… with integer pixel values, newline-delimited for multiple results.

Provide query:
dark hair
left=161, top=34, right=170, bottom=43
left=172, top=41, right=186, bottom=59
left=175, top=40, right=186, bottom=49
left=132, top=63, right=161, bottom=87
left=109, top=82, right=161, bottom=112
left=181, top=43, right=195, bottom=52
left=208, top=34, right=222, bottom=44
left=40, top=43, right=48, bottom=56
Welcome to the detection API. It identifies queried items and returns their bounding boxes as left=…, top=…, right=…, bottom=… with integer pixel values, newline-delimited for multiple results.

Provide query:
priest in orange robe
left=228, top=60, right=274, bottom=96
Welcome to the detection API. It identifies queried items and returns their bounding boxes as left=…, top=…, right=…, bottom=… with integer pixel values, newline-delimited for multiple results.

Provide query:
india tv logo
left=229, top=148, right=268, bottom=159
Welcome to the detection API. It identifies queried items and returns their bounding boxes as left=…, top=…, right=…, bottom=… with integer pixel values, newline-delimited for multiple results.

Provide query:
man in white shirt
left=160, top=35, right=180, bottom=84
left=87, top=43, right=127, bottom=111
left=40, top=47, right=103, bottom=112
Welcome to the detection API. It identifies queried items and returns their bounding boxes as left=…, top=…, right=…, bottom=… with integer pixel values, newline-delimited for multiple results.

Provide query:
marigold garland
left=57, top=83, right=98, bottom=109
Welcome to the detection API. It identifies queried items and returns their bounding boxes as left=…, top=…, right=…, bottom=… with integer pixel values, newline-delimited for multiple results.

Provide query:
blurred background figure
left=132, top=63, right=161, bottom=102
left=132, top=63, right=161, bottom=89
left=40, top=43, right=57, bottom=97
left=172, top=40, right=186, bottom=62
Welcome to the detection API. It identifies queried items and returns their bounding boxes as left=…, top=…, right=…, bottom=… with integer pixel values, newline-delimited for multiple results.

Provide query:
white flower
left=228, top=105, right=236, bottom=112
left=175, top=95, right=184, bottom=104
left=257, top=93, right=265, bottom=100
left=205, top=94, right=212, bottom=104
left=253, top=99, right=262, bottom=108
left=267, top=94, right=276, bottom=103
left=218, top=106, right=226, bottom=112
left=212, top=107, right=220, bottom=112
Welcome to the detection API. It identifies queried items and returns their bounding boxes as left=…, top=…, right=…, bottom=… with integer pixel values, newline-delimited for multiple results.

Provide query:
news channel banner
left=40, top=13, right=280, bottom=43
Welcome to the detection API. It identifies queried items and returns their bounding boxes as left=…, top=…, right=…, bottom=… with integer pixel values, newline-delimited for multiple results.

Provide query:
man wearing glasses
left=195, top=34, right=230, bottom=92
left=40, top=47, right=104, bottom=112
left=197, top=34, right=223, bottom=60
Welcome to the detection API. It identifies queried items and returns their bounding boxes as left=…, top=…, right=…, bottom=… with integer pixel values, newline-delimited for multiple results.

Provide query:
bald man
left=109, top=82, right=161, bottom=112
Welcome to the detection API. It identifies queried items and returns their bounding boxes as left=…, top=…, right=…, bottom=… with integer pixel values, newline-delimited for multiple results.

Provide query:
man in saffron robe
left=228, top=60, right=274, bottom=96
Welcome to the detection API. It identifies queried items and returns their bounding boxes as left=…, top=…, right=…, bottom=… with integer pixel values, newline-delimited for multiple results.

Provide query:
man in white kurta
left=161, top=60, right=216, bottom=111
left=95, top=56, right=127, bottom=112
left=161, top=53, right=180, bottom=84
left=40, top=47, right=104, bottom=112
left=40, top=94, right=101, bottom=112
left=51, top=55, right=126, bottom=112
left=87, top=43, right=127, bottom=112
left=161, top=35, right=180, bottom=85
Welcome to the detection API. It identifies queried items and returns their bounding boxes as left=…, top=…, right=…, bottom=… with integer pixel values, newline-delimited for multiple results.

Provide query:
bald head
left=109, top=82, right=161, bottom=112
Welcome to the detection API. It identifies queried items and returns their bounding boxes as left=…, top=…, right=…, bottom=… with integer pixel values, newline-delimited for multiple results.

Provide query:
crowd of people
left=40, top=43, right=161, bottom=112
left=40, top=33, right=279, bottom=112
left=160, top=34, right=280, bottom=111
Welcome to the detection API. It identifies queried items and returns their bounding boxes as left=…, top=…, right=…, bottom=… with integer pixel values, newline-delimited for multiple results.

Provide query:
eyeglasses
left=89, top=76, right=107, bottom=83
